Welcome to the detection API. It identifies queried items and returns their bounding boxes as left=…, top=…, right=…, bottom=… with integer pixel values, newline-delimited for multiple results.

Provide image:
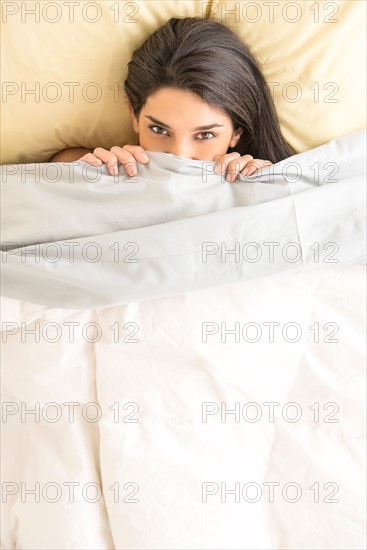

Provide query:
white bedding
left=1, top=131, right=366, bottom=549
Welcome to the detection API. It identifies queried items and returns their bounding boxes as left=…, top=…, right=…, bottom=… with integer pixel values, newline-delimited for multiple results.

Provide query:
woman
left=51, top=17, right=294, bottom=182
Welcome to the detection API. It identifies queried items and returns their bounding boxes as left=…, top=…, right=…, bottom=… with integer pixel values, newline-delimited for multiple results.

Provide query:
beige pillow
left=212, top=0, right=366, bottom=152
left=1, top=0, right=365, bottom=163
left=0, top=0, right=209, bottom=164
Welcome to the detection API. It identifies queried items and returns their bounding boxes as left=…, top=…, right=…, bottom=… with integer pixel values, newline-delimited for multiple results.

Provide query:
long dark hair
left=124, top=17, right=295, bottom=163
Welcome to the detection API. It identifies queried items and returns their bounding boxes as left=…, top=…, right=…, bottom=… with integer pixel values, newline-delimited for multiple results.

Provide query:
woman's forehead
left=142, top=88, right=231, bottom=125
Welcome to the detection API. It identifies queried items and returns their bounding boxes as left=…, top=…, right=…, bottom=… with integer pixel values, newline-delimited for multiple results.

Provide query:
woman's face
left=128, top=87, right=243, bottom=161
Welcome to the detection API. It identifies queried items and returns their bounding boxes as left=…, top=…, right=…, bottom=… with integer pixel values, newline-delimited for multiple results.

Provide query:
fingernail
left=214, top=163, right=221, bottom=174
left=242, top=168, right=249, bottom=176
left=226, top=173, right=236, bottom=183
left=129, top=166, right=138, bottom=176
left=142, top=153, right=149, bottom=161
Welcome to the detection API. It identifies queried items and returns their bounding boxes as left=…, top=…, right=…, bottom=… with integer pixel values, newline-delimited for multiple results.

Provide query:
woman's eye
left=148, top=126, right=216, bottom=140
left=149, top=125, right=168, bottom=135
left=197, top=132, right=216, bottom=140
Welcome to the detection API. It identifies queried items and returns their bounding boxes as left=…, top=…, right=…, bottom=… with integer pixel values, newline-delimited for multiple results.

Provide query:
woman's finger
left=90, top=148, right=119, bottom=175
left=93, top=147, right=136, bottom=176
left=213, top=152, right=242, bottom=174
left=112, top=145, right=150, bottom=176
left=225, top=155, right=254, bottom=181
left=243, top=160, right=272, bottom=176
left=79, top=153, right=103, bottom=167
left=109, top=145, right=150, bottom=176
left=117, top=145, right=150, bottom=164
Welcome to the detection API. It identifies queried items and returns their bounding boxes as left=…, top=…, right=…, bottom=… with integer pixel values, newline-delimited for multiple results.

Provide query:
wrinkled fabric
left=1, top=131, right=366, bottom=550
left=1, top=130, right=365, bottom=310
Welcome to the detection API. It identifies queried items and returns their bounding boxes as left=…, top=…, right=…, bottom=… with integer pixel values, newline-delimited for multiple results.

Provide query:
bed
left=1, top=1, right=366, bottom=549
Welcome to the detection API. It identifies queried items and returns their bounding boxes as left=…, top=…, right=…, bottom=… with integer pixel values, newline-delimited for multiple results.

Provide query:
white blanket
left=1, top=131, right=366, bottom=549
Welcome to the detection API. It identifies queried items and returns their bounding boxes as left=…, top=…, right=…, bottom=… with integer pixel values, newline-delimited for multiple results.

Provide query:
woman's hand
left=79, top=145, right=149, bottom=176
left=213, top=152, right=273, bottom=182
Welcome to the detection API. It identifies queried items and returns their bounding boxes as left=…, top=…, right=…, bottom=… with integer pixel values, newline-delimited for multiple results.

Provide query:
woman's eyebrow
left=145, top=115, right=224, bottom=131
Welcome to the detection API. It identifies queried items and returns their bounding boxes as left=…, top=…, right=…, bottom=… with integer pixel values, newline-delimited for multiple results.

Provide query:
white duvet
left=1, top=131, right=366, bottom=549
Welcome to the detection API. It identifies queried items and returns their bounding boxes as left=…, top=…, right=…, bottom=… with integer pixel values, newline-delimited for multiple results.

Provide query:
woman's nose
left=167, top=145, right=193, bottom=160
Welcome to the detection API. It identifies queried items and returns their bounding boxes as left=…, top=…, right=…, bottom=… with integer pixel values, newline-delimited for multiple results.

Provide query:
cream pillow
left=210, top=0, right=366, bottom=152
left=0, top=0, right=209, bottom=164
left=1, top=0, right=365, bottom=162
